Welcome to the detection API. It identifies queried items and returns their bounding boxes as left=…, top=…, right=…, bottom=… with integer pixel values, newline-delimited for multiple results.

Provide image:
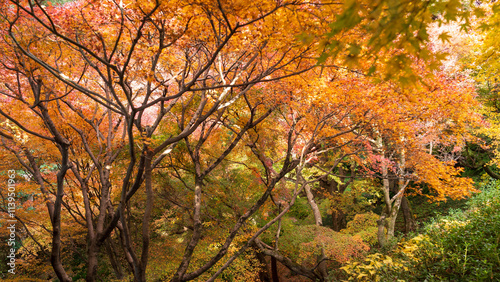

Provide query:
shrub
left=340, top=253, right=408, bottom=282
left=341, top=212, right=379, bottom=246
left=340, top=179, right=500, bottom=281
left=411, top=180, right=500, bottom=281
left=280, top=225, right=369, bottom=266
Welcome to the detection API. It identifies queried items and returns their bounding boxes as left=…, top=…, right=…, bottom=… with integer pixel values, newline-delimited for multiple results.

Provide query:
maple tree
left=364, top=68, right=480, bottom=246
left=0, top=0, right=489, bottom=281
left=265, top=60, right=480, bottom=249
left=225, top=53, right=479, bottom=277
left=249, top=72, right=374, bottom=281
left=0, top=0, right=328, bottom=280
left=458, top=2, right=500, bottom=180
left=319, top=0, right=488, bottom=82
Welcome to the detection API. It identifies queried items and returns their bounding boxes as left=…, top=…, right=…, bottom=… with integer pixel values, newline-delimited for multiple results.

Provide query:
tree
left=362, top=68, right=479, bottom=247
left=461, top=2, right=500, bottom=178
left=318, top=0, right=487, bottom=83
left=0, top=0, right=331, bottom=280
left=0, top=0, right=486, bottom=280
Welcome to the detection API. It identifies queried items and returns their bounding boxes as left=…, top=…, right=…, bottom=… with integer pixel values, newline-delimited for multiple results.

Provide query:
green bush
left=288, top=197, right=314, bottom=221
left=279, top=225, right=369, bottom=266
left=340, top=178, right=500, bottom=281
left=341, top=212, right=379, bottom=246
left=411, top=180, right=500, bottom=281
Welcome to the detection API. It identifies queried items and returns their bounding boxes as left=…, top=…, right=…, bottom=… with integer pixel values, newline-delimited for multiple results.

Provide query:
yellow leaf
left=382, top=256, right=393, bottom=264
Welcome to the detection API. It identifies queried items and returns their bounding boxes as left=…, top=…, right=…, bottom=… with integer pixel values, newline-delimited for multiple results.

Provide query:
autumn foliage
left=0, top=0, right=490, bottom=281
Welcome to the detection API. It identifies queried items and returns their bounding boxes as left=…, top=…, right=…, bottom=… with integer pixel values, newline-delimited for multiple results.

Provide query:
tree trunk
left=386, top=200, right=400, bottom=238
left=105, top=237, right=124, bottom=279
left=139, top=153, right=154, bottom=282
left=484, top=165, right=500, bottom=179
left=377, top=152, right=392, bottom=248
left=86, top=242, right=99, bottom=282
left=171, top=178, right=204, bottom=282
left=51, top=146, right=73, bottom=282
left=254, top=239, right=321, bottom=282
left=376, top=137, right=409, bottom=248
left=331, top=209, right=346, bottom=232
left=304, top=180, right=322, bottom=226
left=70, top=165, right=99, bottom=282
left=376, top=212, right=387, bottom=247
left=252, top=244, right=271, bottom=282
left=36, top=101, right=73, bottom=282
left=377, top=153, right=405, bottom=247
left=377, top=200, right=402, bottom=248
left=300, top=174, right=328, bottom=279
left=401, top=196, right=416, bottom=234
left=271, top=256, right=279, bottom=282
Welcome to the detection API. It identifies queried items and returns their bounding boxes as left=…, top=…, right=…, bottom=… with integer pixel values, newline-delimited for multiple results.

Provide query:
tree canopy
left=0, top=0, right=498, bottom=281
